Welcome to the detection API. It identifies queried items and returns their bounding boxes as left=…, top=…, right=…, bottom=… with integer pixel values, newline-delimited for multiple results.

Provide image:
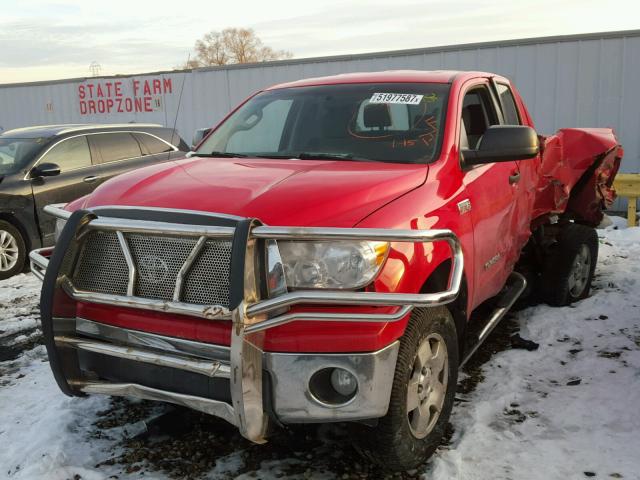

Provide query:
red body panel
left=63, top=70, right=622, bottom=353
left=533, top=128, right=622, bottom=225
left=79, top=157, right=427, bottom=228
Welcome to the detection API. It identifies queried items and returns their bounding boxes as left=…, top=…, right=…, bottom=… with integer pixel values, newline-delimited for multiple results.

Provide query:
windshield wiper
left=194, top=151, right=249, bottom=158
left=296, top=152, right=377, bottom=162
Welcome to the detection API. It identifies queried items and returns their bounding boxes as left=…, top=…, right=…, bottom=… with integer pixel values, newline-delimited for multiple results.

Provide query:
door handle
left=83, top=175, right=100, bottom=183
left=509, top=172, right=520, bottom=185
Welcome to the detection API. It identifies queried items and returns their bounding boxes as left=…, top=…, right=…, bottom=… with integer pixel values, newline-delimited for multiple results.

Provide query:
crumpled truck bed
left=532, top=128, right=623, bottom=226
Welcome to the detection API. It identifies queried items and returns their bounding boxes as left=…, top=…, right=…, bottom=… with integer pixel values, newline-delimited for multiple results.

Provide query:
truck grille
left=72, top=231, right=232, bottom=307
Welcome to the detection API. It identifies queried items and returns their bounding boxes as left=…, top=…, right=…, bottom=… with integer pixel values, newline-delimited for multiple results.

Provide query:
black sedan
left=0, top=123, right=188, bottom=279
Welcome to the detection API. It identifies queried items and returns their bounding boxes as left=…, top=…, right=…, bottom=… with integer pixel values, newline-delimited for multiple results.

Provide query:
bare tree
left=184, top=28, right=292, bottom=68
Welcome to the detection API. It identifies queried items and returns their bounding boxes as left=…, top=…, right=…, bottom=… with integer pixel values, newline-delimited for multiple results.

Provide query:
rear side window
left=134, top=133, right=174, bottom=155
left=496, top=83, right=521, bottom=125
left=90, top=133, right=143, bottom=164
left=42, top=136, right=91, bottom=171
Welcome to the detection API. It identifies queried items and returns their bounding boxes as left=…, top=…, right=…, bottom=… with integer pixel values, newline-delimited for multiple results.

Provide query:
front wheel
left=353, top=306, right=458, bottom=471
left=540, top=223, right=598, bottom=306
left=0, top=221, right=26, bottom=281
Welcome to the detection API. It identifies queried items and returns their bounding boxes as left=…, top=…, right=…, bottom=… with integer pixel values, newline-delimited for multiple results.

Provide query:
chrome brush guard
left=30, top=203, right=463, bottom=443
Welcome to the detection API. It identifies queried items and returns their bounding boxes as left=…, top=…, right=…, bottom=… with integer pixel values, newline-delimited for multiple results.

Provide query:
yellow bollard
left=613, top=174, right=640, bottom=227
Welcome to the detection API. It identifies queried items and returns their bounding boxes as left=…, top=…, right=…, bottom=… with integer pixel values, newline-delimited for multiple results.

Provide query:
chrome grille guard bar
left=30, top=203, right=464, bottom=328
left=30, top=203, right=463, bottom=444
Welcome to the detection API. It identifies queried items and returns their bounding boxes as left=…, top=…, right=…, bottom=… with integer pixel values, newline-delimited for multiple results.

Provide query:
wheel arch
left=420, top=258, right=469, bottom=356
left=0, top=212, right=32, bottom=252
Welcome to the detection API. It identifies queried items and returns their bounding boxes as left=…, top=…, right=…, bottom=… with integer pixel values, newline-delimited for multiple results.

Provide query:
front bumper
left=53, top=317, right=399, bottom=424
left=30, top=204, right=462, bottom=443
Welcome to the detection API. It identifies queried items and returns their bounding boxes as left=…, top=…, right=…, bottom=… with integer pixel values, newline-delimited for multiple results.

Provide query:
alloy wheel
left=406, top=332, right=448, bottom=439
left=0, top=229, right=20, bottom=272
left=568, top=244, right=591, bottom=297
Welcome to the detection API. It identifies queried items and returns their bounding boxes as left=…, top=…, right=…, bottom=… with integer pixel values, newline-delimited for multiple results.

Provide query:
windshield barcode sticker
left=369, top=93, right=424, bottom=105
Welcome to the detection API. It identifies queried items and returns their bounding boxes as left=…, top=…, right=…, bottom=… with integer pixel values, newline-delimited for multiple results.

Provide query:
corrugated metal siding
left=1, top=30, right=638, bottom=208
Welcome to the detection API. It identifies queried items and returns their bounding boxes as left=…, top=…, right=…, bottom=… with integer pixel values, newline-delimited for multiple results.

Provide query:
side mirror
left=31, top=162, right=61, bottom=178
left=462, top=125, right=539, bottom=165
left=191, top=128, right=211, bottom=150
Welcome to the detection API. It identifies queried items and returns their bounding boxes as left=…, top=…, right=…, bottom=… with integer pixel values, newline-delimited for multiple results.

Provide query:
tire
left=0, top=220, right=26, bottom=281
left=352, top=307, right=458, bottom=471
left=540, top=223, right=598, bottom=306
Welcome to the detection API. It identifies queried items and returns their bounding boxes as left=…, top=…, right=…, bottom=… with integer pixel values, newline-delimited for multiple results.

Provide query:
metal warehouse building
left=1, top=29, right=638, bottom=195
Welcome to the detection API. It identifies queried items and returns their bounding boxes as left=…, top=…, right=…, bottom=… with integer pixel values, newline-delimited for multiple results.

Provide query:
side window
left=226, top=99, right=293, bottom=153
left=42, top=136, right=91, bottom=171
left=496, top=83, right=521, bottom=125
left=460, top=87, right=499, bottom=150
left=90, top=133, right=143, bottom=164
left=134, top=133, right=174, bottom=155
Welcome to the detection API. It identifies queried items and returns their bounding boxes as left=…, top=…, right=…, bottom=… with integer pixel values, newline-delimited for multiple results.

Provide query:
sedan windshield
left=196, top=83, right=449, bottom=164
left=0, top=137, right=47, bottom=175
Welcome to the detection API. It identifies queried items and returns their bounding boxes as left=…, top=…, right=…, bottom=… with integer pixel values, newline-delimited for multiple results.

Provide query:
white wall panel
left=1, top=30, right=638, bottom=207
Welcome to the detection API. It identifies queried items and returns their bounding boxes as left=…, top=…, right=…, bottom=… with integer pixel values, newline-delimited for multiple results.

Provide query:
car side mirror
left=31, top=162, right=61, bottom=177
left=462, top=125, right=539, bottom=165
left=191, top=128, right=211, bottom=150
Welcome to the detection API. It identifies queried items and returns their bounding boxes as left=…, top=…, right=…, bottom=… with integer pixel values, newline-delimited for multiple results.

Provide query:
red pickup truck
left=30, top=71, right=621, bottom=470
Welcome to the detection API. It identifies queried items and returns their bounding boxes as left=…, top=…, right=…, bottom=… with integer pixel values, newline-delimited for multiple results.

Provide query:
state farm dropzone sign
left=77, top=77, right=173, bottom=115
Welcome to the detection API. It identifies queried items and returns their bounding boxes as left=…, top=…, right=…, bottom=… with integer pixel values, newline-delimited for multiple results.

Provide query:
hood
left=83, top=157, right=428, bottom=227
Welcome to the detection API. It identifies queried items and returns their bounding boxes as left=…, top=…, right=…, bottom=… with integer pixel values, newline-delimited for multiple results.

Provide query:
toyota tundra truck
left=29, top=71, right=622, bottom=470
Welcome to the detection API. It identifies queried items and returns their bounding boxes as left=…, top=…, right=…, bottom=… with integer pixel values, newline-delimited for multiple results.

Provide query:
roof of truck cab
left=267, top=70, right=498, bottom=90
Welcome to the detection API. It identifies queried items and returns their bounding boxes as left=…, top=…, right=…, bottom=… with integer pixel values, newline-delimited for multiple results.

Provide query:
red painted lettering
left=125, top=97, right=133, bottom=112
left=115, top=81, right=123, bottom=96
left=79, top=101, right=87, bottom=114
left=134, top=97, right=143, bottom=112
left=88, top=100, right=96, bottom=114
left=163, top=78, right=172, bottom=93
left=144, top=96, right=152, bottom=112
left=87, top=84, right=94, bottom=98
left=133, top=80, right=140, bottom=96
left=78, top=85, right=85, bottom=100
left=143, top=80, right=151, bottom=96
left=153, top=79, right=161, bottom=94
left=96, top=84, right=104, bottom=98
left=106, top=99, right=114, bottom=112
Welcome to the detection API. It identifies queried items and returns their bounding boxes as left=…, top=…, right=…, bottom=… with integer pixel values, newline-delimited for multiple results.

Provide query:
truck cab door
left=459, top=82, right=521, bottom=308
left=30, top=135, right=99, bottom=246
left=493, top=81, right=539, bottom=251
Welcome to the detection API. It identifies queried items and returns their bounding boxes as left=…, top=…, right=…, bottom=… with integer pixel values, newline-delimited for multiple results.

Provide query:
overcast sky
left=1, top=0, right=639, bottom=84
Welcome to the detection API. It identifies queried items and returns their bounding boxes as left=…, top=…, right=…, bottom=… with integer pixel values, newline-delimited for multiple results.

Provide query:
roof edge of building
left=2, top=28, right=639, bottom=89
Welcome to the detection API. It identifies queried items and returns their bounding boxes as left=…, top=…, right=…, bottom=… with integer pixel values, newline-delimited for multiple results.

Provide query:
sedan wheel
left=0, top=229, right=20, bottom=272
left=0, top=221, right=27, bottom=280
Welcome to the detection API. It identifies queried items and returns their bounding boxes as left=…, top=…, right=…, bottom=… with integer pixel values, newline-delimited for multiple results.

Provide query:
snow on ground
left=0, top=219, right=639, bottom=480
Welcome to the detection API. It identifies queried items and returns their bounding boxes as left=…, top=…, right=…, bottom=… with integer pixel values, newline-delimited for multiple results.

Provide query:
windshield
left=0, top=137, right=47, bottom=175
left=196, top=83, right=449, bottom=164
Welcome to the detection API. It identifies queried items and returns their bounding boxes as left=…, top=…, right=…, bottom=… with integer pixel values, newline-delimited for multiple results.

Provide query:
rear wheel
left=353, top=307, right=458, bottom=471
left=0, top=221, right=26, bottom=280
left=540, top=223, right=598, bottom=306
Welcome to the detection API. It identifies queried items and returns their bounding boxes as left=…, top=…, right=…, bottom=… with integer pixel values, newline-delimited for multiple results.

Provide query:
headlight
left=54, top=218, right=67, bottom=243
left=274, top=241, right=389, bottom=290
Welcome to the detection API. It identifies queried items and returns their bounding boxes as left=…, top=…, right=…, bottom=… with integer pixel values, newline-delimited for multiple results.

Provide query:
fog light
left=309, top=367, right=359, bottom=406
left=330, top=368, right=357, bottom=397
